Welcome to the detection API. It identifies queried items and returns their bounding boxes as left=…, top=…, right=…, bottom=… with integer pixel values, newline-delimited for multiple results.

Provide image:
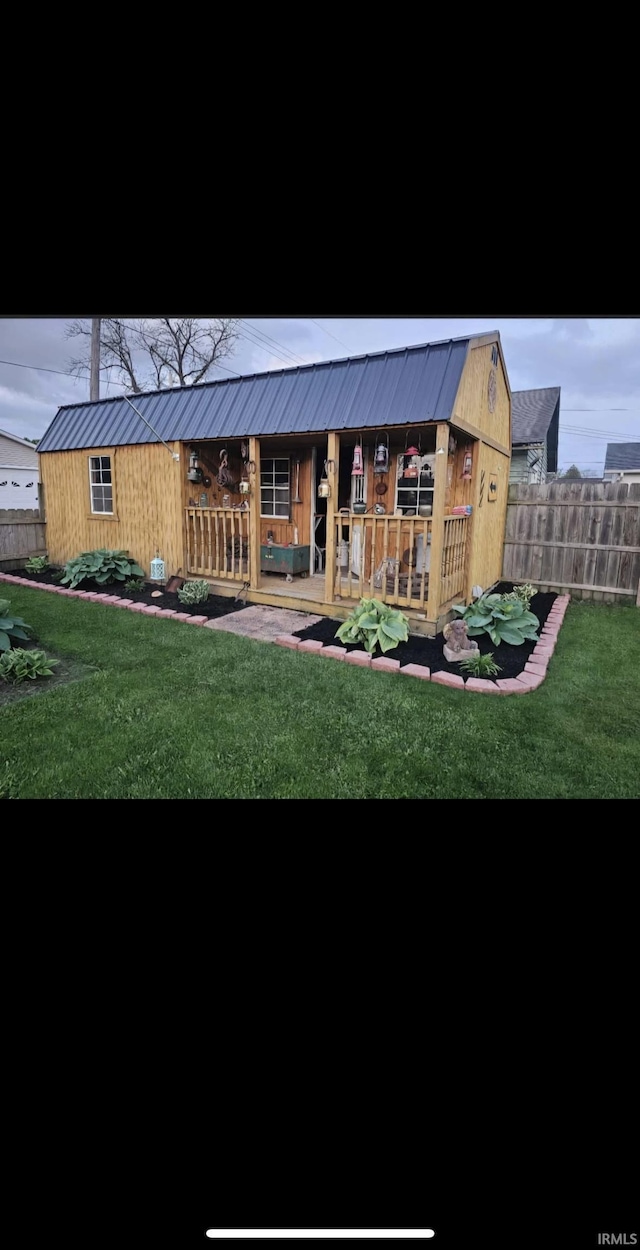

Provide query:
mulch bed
left=291, top=583, right=558, bottom=681
left=15, top=568, right=251, bottom=621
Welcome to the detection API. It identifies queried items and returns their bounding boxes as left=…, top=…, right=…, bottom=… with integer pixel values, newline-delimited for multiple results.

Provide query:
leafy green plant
left=502, top=583, right=536, bottom=609
left=335, top=597, right=409, bottom=655
left=60, top=549, right=145, bottom=590
left=51, top=569, right=65, bottom=582
left=459, top=651, right=502, bottom=678
left=452, top=593, right=539, bottom=647
left=0, top=648, right=59, bottom=684
left=124, top=577, right=145, bottom=592
left=0, top=599, right=33, bottom=652
left=25, top=555, right=49, bottom=572
left=177, top=579, right=210, bottom=605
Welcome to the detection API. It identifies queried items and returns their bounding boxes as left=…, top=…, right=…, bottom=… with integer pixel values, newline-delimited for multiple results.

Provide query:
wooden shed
left=38, top=331, right=512, bottom=635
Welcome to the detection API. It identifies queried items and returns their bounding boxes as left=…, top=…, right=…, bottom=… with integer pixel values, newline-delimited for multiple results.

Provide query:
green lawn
left=1, top=587, right=638, bottom=798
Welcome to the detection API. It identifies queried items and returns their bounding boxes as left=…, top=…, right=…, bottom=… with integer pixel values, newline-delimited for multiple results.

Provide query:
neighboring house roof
left=511, top=388, right=561, bottom=445
left=38, top=335, right=480, bottom=453
left=511, top=386, right=560, bottom=475
left=604, top=442, right=640, bottom=471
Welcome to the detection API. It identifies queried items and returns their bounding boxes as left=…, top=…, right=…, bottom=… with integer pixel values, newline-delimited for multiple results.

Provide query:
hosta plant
left=61, top=549, right=145, bottom=590
left=452, top=593, right=539, bottom=647
left=177, top=579, right=210, bottom=605
left=502, top=583, right=536, bottom=609
left=0, top=648, right=59, bottom=684
left=25, top=555, right=49, bottom=572
left=0, top=599, right=32, bottom=652
left=459, top=651, right=502, bottom=678
left=335, top=597, right=409, bottom=655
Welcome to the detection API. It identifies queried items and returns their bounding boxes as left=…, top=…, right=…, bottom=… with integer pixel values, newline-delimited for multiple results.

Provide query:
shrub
left=0, top=648, right=59, bottom=684
left=25, top=555, right=49, bottom=572
left=459, top=652, right=502, bottom=678
left=124, top=577, right=145, bottom=591
left=0, top=599, right=32, bottom=652
left=335, top=597, right=409, bottom=655
left=177, top=579, right=210, bottom=605
left=61, top=549, right=145, bottom=590
left=452, top=593, right=539, bottom=647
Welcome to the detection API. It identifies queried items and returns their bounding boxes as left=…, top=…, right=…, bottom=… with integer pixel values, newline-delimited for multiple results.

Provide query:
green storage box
left=260, top=544, right=310, bottom=576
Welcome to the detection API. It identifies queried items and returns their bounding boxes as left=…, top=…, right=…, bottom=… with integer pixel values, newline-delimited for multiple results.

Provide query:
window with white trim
left=89, top=455, right=113, bottom=513
left=260, top=457, right=290, bottom=517
left=395, top=453, right=435, bottom=515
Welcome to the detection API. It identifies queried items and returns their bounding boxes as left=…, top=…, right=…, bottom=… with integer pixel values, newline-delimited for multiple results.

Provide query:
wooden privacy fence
left=502, top=481, right=640, bottom=603
left=0, top=508, right=47, bottom=570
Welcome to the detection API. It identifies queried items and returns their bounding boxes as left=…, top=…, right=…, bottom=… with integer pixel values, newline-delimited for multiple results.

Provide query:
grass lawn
left=0, top=587, right=638, bottom=799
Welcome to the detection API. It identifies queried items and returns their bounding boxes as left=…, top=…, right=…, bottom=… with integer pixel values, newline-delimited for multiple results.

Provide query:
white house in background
left=0, top=428, right=40, bottom=508
left=603, top=442, right=640, bottom=485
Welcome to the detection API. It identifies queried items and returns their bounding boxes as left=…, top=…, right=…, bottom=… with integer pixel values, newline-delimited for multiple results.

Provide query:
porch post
left=425, top=421, right=449, bottom=625
left=324, top=431, right=339, bottom=604
left=248, top=437, right=261, bottom=590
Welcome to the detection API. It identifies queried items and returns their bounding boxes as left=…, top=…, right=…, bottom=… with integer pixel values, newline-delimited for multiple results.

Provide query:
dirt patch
left=291, top=586, right=558, bottom=680
left=0, top=641, right=96, bottom=709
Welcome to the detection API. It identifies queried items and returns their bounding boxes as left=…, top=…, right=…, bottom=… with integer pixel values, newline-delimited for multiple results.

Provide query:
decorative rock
left=431, top=671, right=464, bottom=689
left=400, top=663, right=431, bottom=680
left=345, top=650, right=372, bottom=667
left=371, top=656, right=401, bottom=672
left=443, top=644, right=480, bottom=663
left=151, top=590, right=163, bottom=598
left=298, top=639, right=324, bottom=652
left=320, top=646, right=347, bottom=661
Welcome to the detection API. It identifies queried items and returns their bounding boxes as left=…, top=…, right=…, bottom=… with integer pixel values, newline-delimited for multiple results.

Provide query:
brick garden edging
left=273, top=595, right=571, bottom=695
left=0, top=573, right=569, bottom=695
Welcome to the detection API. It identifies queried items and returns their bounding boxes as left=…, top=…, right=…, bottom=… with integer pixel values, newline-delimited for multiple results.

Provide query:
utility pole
left=90, top=317, right=101, bottom=401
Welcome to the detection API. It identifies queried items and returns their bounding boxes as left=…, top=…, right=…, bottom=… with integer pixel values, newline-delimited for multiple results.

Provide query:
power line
left=238, top=320, right=308, bottom=365
left=309, top=319, right=353, bottom=352
left=0, top=356, right=127, bottom=389
left=116, top=316, right=305, bottom=373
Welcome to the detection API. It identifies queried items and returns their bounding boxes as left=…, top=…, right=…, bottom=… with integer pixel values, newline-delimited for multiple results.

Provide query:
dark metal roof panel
left=38, top=337, right=472, bottom=452
left=511, top=387, right=561, bottom=444
left=604, top=442, right=640, bottom=470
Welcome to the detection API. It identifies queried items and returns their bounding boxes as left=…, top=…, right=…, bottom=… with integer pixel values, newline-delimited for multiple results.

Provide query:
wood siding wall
left=502, top=481, right=640, bottom=601
left=509, top=445, right=547, bottom=485
left=40, top=443, right=184, bottom=577
left=451, top=342, right=511, bottom=448
left=465, top=442, right=511, bottom=598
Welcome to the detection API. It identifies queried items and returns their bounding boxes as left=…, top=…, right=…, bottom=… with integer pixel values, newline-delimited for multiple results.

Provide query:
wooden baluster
left=393, top=518, right=400, bottom=604
left=382, top=517, right=389, bottom=598
left=368, top=517, right=376, bottom=597
left=222, top=511, right=228, bottom=577
left=407, top=518, right=415, bottom=607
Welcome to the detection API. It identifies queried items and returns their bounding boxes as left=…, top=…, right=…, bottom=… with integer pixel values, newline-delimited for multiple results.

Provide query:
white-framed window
left=260, top=457, right=290, bottom=517
left=89, top=455, right=113, bottom=513
left=395, top=453, right=435, bottom=515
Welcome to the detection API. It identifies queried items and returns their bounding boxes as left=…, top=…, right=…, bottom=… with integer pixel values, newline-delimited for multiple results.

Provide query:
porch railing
left=333, top=514, right=432, bottom=609
left=185, top=507, right=250, bottom=581
left=333, top=513, right=469, bottom=612
left=440, top=515, right=468, bottom=604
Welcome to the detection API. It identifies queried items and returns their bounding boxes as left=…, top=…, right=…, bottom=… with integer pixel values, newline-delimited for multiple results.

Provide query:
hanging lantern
left=403, top=445, right=420, bottom=480
left=188, top=450, right=203, bottom=483
left=150, top=551, right=165, bottom=582
left=462, top=450, right=473, bottom=480
left=318, top=460, right=331, bottom=498
left=239, top=478, right=250, bottom=494
left=351, top=440, right=364, bottom=476
left=374, top=434, right=389, bottom=475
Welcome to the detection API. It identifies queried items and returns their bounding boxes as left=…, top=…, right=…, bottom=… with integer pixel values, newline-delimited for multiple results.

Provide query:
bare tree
left=66, top=317, right=239, bottom=394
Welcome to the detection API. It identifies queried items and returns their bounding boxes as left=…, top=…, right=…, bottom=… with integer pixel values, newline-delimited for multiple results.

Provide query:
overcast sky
left=1, top=317, right=638, bottom=474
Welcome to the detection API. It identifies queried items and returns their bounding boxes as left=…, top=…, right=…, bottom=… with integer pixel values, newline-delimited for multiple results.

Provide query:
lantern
left=403, top=445, right=420, bottom=480
left=351, top=440, right=364, bottom=476
left=239, top=478, right=250, bottom=494
left=374, top=435, right=389, bottom=475
left=150, top=551, right=165, bottom=582
left=188, top=450, right=203, bottom=483
left=462, top=450, right=473, bottom=480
